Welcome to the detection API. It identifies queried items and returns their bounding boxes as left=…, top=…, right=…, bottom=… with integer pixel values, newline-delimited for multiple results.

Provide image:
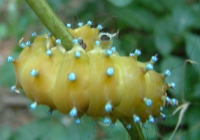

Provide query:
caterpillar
left=8, top=21, right=177, bottom=129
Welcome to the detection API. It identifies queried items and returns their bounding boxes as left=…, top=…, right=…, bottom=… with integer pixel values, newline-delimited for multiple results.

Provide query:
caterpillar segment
left=9, top=21, right=178, bottom=127
left=12, top=34, right=65, bottom=110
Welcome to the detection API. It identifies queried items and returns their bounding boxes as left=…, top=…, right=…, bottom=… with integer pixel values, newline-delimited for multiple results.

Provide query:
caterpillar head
left=67, top=21, right=117, bottom=51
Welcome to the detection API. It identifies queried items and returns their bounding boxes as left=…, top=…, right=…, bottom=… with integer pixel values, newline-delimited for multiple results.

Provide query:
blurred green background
left=0, top=0, right=200, bottom=139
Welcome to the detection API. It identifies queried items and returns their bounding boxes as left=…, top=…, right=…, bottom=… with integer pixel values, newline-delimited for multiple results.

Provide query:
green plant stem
left=25, top=0, right=146, bottom=139
left=25, top=0, right=73, bottom=50
left=119, top=119, right=145, bottom=140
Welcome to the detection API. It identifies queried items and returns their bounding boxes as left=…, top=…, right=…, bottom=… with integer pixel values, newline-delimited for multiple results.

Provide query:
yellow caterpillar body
left=9, top=21, right=177, bottom=127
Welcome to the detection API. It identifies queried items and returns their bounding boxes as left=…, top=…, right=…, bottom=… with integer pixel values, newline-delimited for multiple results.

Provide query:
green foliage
left=10, top=116, right=97, bottom=140
left=1, top=0, right=200, bottom=139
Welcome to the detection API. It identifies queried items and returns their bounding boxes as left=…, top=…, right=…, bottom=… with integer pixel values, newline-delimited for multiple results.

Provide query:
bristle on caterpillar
left=9, top=21, right=177, bottom=127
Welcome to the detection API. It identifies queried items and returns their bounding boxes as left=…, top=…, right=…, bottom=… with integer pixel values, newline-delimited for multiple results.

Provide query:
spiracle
left=8, top=21, right=178, bottom=128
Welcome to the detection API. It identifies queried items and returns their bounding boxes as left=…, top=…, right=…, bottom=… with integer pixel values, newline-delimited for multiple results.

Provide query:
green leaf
left=155, top=32, right=174, bottom=56
left=12, top=115, right=97, bottom=140
left=108, top=0, right=133, bottom=7
left=11, top=118, right=53, bottom=140
left=171, top=5, right=195, bottom=34
left=109, top=5, right=156, bottom=30
left=0, top=61, right=16, bottom=86
left=185, top=33, right=200, bottom=72
left=0, top=24, right=8, bottom=39
left=191, top=4, right=200, bottom=28
left=193, top=83, right=200, bottom=98
left=101, top=120, right=128, bottom=140
left=0, top=126, right=12, bottom=140
left=183, top=106, right=200, bottom=140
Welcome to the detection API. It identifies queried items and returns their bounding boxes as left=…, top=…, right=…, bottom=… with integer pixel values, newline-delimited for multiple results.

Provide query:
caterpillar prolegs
left=8, top=21, right=177, bottom=128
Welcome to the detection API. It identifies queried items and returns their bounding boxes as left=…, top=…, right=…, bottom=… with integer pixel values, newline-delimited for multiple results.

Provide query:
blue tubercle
left=87, top=20, right=92, bottom=26
left=75, top=51, right=81, bottom=58
left=75, top=118, right=81, bottom=125
left=30, top=102, right=37, bottom=111
left=30, top=69, right=38, bottom=77
left=97, top=24, right=103, bottom=30
left=129, top=52, right=134, bottom=57
left=111, top=47, right=116, bottom=52
left=78, top=22, right=83, bottom=27
left=145, top=98, right=153, bottom=106
left=26, top=41, right=31, bottom=46
left=126, top=124, right=132, bottom=129
left=46, top=50, right=52, bottom=56
left=110, top=123, right=115, bottom=128
left=47, top=110, right=52, bottom=115
left=8, top=56, right=14, bottom=62
left=133, top=115, right=140, bottom=123
left=151, top=55, right=158, bottom=63
left=68, top=72, right=76, bottom=81
left=146, top=63, right=154, bottom=70
left=20, top=43, right=25, bottom=48
left=166, top=97, right=171, bottom=104
left=66, top=23, right=71, bottom=28
left=95, top=40, right=100, bottom=46
left=105, top=103, right=112, bottom=112
left=161, top=113, right=166, bottom=120
left=164, top=69, right=171, bottom=77
left=149, top=116, right=155, bottom=123
left=129, top=49, right=141, bottom=57
left=56, top=39, right=61, bottom=45
left=171, top=98, right=178, bottom=106
left=106, top=67, right=114, bottom=76
left=70, top=107, right=77, bottom=117
left=73, top=39, right=79, bottom=44
left=169, top=82, right=176, bottom=88
left=10, top=85, right=20, bottom=94
left=48, top=33, right=52, bottom=37
left=104, top=117, right=111, bottom=125
left=106, top=49, right=113, bottom=56
left=31, top=32, right=37, bottom=37
left=11, top=85, right=16, bottom=92
left=134, top=49, right=141, bottom=56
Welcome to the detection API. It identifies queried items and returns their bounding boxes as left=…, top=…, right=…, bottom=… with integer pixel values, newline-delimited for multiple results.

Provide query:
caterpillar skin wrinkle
left=9, top=21, right=177, bottom=128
